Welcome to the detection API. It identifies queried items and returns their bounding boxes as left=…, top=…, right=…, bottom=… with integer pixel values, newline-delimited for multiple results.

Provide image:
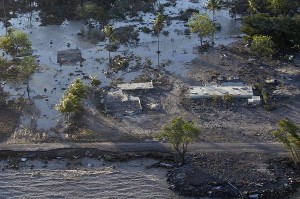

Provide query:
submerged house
left=57, top=49, right=82, bottom=65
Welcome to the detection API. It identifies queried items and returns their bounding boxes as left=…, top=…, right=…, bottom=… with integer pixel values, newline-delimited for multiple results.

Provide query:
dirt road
left=0, top=142, right=286, bottom=154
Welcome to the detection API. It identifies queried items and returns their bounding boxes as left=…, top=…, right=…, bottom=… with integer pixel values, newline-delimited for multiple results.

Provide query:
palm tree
left=2, top=0, right=8, bottom=35
left=247, top=0, right=258, bottom=15
left=153, top=13, right=164, bottom=67
left=103, top=25, right=117, bottom=66
left=206, top=0, right=221, bottom=20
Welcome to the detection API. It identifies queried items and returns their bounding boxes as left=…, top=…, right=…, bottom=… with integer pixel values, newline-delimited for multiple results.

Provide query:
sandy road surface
left=0, top=142, right=286, bottom=154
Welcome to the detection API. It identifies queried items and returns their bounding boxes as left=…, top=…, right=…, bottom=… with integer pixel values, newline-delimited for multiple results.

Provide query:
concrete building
left=104, top=90, right=142, bottom=115
left=117, top=81, right=154, bottom=91
left=248, top=96, right=261, bottom=105
left=188, top=85, right=254, bottom=99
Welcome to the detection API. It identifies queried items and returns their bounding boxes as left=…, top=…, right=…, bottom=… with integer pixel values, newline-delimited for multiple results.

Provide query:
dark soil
left=0, top=148, right=174, bottom=165
left=167, top=152, right=300, bottom=199
left=0, top=89, right=21, bottom=142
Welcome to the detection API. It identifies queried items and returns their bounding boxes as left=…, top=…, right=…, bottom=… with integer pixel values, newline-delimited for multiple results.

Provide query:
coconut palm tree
left=206, top=0, right=221, bottom=20
left=103, top=25, right=117, bottom=66
left=247, top=0, right=258, bottom=15
left=2, top=0, right=8, bottom=35
left=153, top=13, right=164, bottom=67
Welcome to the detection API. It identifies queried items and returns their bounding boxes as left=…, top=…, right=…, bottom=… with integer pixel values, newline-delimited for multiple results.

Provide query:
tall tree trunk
left=29, top=0, right=33, bottom=26
left=108, top=50, right=111, bottom=66
left=2, top=0, right=7, bottom=36
left=157, top=32, right=160, bottom=67
left=26, top=75, right=30, bottom=99
left=180, top=152, right=185, bottom=164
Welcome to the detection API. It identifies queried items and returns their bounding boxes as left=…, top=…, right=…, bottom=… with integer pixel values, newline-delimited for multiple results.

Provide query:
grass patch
left=67, top=128, right=99, bottom=142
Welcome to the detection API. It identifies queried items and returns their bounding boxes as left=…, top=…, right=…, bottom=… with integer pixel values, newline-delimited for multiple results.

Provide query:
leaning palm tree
left=206, top=0, right=221, bottom=20
left=153, top=13, right=164, bottom=67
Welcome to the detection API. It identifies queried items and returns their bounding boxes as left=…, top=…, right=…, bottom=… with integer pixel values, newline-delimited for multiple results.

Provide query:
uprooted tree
left=156, top=117, right=201, bottom=164
left=272, top=118, right=300, bottom=166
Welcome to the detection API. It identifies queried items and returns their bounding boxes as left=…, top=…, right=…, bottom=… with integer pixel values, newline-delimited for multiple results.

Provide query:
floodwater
left=0, top=158, right=196, bottom=199
left=0, top=0, right=241, bottom=131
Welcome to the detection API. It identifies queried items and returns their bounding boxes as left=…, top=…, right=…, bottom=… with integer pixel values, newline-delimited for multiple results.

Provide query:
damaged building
left=104, top=90, right=142, bottom=115
left=188, top=84, right=261, bottom=104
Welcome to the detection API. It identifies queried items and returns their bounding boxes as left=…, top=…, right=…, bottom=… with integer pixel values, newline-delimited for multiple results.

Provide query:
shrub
left=212, top=95, right=219, bottom=106
left=140, top=26, right=152, bottom=33
left=0, top=28, right=31, bottom=59
left=250, top=35, right=274, bottom=57
left=222, top=94, right=233, bottom=104
left=273, top=119, right=300, bottom=166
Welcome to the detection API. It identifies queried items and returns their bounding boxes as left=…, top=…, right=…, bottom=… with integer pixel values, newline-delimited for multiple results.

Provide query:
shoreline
left=0, top=143, right=299, bottom=199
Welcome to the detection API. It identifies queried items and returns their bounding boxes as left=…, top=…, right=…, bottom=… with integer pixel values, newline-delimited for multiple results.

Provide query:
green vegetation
left=250, top=35, right=274, bottom=57
left=56, top=78, right=88, bottom=124
left=156, top=117, right=201, bottom=164
left=206, top=0, right=221, bottom=20
left=273, top=119, right=300, bottom=166
left=267, top=0, right=296, bottom=15
left=0, top=56, right=10, bottom=70
left=103, top=25, right=118, bottom=65
left=188, top=13, right=215, bottom=46
left=67, top=128, right=99, bottom=141
left=153, top=13, right=165, bottom=67
left=222, top=94, right=233, bottom=104
left=0, top=56, right=37, bottom=99
left=212, top=95, right=219, bottom=106
left=247, top=0, right=259, bottom=15
left=241, top=0, right=300, bottom=52
left=0, top=28, right=35, bottom=91
left=0, top=56, right=36, bottom=78
left=140, top=26, right=152, bottom=34
left=18, top=56, right=37, bottom=99
left=76, top=1, right=108, bottom=25
left=18, top=56, right=37, bottom=78
left=0, top=28, right=31, bottom=59
left=253, top=82, right=275, bottom=110
left=90, top=76, right=101, bottom=87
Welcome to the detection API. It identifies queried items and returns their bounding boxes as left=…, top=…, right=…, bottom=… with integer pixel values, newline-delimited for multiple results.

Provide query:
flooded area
left=1, top=1, right=300, bottom=198
left=0, top=0, right=241, bottom=132
left=0, top=158, right=196, bottom=199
